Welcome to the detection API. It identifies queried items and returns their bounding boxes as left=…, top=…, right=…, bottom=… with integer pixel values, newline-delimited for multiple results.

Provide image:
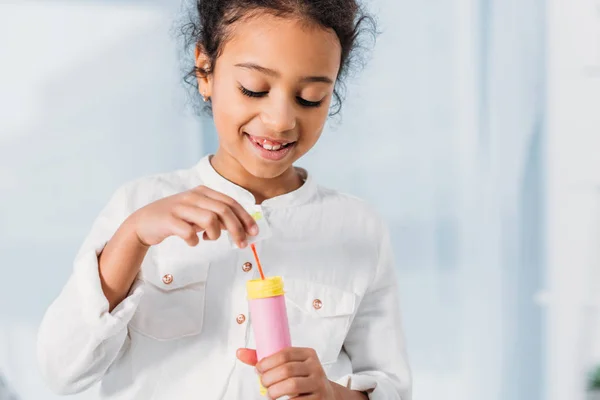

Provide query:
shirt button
left=236, top=314, right=246, bottom=324
left=162, top=274, right=173, bottom=285
left=312, top=299, right=323, bottom=310
left=242, top=262, right=253, bottom=272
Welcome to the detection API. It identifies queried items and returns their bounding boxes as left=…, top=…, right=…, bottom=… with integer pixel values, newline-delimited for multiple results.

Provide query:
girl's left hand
left=237, top=347, right=336, bottom=399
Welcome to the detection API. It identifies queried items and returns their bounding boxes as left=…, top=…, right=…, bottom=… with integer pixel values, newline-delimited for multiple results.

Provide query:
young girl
left=37, top=1, right=411, bottom=399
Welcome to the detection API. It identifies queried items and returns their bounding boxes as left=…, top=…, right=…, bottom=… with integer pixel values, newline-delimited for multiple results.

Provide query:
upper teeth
left=257, top=139, right=288, bottom=151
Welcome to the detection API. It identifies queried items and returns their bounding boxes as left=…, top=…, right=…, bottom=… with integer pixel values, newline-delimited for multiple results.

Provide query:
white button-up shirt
left=37, top=156, right=412, bottom=399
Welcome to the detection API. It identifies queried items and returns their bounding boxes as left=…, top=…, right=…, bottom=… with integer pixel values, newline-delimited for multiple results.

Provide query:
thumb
left=236, top=348, right=258, bottom=366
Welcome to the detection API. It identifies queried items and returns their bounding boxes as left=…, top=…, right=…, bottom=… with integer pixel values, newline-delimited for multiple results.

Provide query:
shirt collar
left=195, top=155, right=317, bottom=208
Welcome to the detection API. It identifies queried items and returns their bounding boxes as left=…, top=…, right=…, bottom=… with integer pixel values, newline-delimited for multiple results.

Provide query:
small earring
left=202, top=93, right=209, bottom=102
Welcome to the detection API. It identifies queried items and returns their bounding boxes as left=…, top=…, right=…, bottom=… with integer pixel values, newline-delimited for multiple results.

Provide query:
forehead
left=218, top=12, right=342, bottom=78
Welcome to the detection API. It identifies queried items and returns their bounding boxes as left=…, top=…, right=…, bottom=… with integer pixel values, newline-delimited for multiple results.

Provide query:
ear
left=195, top=44, right=213, bottom=100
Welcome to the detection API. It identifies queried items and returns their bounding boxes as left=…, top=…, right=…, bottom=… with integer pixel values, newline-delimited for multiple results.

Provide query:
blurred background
left=1, top=0, right=599, bottom=399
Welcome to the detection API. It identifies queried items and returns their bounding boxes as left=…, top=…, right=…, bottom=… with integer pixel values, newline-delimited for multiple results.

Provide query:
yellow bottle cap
left=258, top=376, right=267, bottom=396
left=247, top=276, right=285, bottom=300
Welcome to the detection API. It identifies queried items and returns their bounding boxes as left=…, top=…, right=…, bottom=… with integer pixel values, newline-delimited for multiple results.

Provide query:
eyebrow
left=235, top=62, right=334, bottom=84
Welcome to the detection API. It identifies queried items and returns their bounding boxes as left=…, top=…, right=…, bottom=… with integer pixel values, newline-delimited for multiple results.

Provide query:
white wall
left=545, top=0, right=600, bottom=399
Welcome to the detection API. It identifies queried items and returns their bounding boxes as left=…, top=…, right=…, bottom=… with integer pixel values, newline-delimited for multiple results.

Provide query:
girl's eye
left=239, top=85, right=323, bottom=108
left=296, top=97, right=323, bottom=108
left=239, top=86, right=267, bottom=98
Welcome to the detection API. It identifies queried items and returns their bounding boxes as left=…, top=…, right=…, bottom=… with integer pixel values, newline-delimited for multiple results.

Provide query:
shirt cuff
left=73, top=247, right=145, bottom=339
left=335, top=372, right=401, bottom=400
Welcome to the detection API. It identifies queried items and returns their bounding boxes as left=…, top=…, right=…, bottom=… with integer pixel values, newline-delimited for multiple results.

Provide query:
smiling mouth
left=245, top=133, right=297, bottom=151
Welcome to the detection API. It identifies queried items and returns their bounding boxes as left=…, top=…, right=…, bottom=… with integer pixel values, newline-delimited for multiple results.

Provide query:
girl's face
left=197, top=12, right=342, bottom=179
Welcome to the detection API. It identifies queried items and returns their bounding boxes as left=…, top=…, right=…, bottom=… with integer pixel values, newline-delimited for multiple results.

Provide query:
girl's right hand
left=130, top=185, right=258, bottom=249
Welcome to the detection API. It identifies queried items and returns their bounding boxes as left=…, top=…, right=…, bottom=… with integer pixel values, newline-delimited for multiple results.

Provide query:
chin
left=243, top=158, right=291, bottom=179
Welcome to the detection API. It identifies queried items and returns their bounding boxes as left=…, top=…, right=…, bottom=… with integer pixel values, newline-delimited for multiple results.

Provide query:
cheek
left=305, top=126, right=324, bottom=147
left=300, top=108, right=329, bottom=143
left=211, top=86, right=251, bottom=141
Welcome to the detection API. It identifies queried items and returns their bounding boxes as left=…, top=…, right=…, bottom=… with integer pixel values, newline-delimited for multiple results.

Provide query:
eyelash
left=239, top=86, right=323, bottom=108
left=297, top=98, right=322, bottom=108
left=240, top=86, right=267, bottom=98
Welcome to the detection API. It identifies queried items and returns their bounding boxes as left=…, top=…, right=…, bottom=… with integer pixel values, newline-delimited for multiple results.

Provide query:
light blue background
left=0, top=1, right=546, bottom=399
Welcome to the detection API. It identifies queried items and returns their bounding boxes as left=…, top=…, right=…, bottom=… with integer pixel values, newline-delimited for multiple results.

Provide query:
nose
left=260, top=98, right=297, bottom=133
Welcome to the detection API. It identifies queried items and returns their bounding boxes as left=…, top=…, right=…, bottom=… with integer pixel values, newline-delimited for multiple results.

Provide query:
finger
left=261, top=362, right=309, bottom=388
left=267, top=377, right=315, bottom=400
left=179, top=191, right=227, bottom=230
left=257, top=347, right=312, bottom=374
left=168, top=216, right=199, bottom=246
left=196, top=186, right=259, bottom=236
left=201, top=224, right=226, bottom=241
left=200, top=211, right=221, bottom=240
left=172, top=205, right=221, bottom=240
left=236, top=348, right=258, bottom=366
left=182, top=191, right=246, bottom=245
left=191, top=223, right=204, bottom=232
left=192, top=196, right=248, bottom=247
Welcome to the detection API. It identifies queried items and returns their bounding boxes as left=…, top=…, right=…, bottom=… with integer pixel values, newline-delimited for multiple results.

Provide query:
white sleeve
left=335, top=227, right=412, bottom=399
left=37, top=185, right=146, bottom=395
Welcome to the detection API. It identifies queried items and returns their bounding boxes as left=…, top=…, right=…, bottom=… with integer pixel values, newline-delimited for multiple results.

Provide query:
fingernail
left=249, top=225, right=259, bottom=236
left=239, top=240, right=247, bottom=249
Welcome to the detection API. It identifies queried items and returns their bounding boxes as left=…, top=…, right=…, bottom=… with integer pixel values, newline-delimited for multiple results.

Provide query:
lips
left=246, top=134, right=296, bottom=151
left=244, top=133, right=297, bottom=161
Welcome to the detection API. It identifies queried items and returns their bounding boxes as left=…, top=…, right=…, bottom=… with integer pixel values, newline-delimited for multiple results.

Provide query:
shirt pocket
left=284, top=279, right=357, bottom=365
left=129, top=238, right=210, bottom=341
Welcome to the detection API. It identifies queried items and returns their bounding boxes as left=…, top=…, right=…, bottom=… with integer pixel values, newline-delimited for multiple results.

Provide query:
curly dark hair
left=180, top=0, right=377, bottom=116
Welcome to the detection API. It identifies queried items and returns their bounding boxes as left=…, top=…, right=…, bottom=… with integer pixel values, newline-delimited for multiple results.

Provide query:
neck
left=210, top=149, right=303, bottom=204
